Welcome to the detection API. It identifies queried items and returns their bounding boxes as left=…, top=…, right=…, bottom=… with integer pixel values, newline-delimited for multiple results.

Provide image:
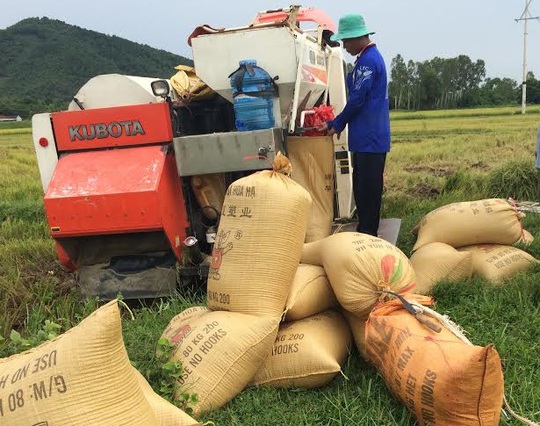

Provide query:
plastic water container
left=233, top=95, right=274, bottom=131
left=229, top=59, right=276, bottom=131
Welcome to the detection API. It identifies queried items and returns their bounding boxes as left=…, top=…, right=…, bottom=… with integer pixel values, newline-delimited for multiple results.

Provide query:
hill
left=0, top=17, right=193, bottom=117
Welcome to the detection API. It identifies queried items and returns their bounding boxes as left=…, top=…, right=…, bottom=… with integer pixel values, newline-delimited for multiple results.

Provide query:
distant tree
left=389, top=54, right=489, bottom=110
left=389, top=54, right=408, bottom=109
left=479, top=77, right=519, bottom=105
left=526, top=72, right=540, bottom=104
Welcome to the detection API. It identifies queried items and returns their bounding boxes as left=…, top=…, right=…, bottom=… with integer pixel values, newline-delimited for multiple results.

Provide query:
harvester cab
left=31, top=5, right=359, bottom=299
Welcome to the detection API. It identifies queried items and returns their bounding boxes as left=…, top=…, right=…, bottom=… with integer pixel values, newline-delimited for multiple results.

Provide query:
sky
left=1, top=0, right=540, bottom=83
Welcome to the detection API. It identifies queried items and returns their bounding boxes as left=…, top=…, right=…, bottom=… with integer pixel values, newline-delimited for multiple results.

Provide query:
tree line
left=388, top=54, right=540, bottom=110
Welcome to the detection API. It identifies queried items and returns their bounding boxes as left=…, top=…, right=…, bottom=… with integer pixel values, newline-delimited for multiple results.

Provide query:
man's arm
left=328, top=63, right=374, bottom=132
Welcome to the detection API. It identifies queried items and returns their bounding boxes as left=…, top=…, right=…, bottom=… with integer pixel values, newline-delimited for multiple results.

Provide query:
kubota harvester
left=32, top=5, right=362, bottom=299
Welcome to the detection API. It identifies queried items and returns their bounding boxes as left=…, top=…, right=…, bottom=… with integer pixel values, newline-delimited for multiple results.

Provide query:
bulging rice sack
left=409, top=242, right=473, bottom=294
left=365, top=299, right=504, bottom=426
left=0, top=300, right=180, bottom=426
left=284, top=264, right=338, bottom=321
left=288, top=135, right=335, bottom=242
left=343, top=311, right=369, bottom=361
left=412, top=198, right=524, bottom=252
left=301, top=232, right=416, bottom=319
left=159, top=308, right=279, bottom=414
left=249, top=310, right=351, bottom=388
left=458, top=244, right=539, bottom=284
left=207, top=152, right=312, bottom=316
left=517, top=228, right=534, bottom=246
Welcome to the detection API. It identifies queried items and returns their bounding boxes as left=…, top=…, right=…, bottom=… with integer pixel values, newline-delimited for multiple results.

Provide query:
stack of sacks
left=0, top=300, right=200, bottom=426
left=160, top=153, right=314, bottom=414
left=363, top=296, right=505, bottom=426
left=410, top=198, right=535, bottom=291
left=248, top=264, right=350, bottom=389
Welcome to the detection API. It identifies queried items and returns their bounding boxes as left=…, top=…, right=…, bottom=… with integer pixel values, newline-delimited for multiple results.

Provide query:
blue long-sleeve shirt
left=328, top=44, right=390, bottom=153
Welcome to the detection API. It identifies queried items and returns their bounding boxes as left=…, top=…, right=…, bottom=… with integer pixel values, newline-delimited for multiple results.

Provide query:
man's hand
left=315, top=122, right=340, bottom=139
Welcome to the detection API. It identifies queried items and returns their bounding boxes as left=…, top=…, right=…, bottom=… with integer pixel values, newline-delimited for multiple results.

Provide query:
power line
left=515, top=0, right=539, bottom=114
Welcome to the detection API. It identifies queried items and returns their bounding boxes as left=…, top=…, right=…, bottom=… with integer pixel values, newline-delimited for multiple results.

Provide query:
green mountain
left=0, top=17, right=193, bottom=117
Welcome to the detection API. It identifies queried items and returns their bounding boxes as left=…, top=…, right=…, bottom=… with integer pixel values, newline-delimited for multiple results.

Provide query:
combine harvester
left=31, top=5, right=399, bottom=299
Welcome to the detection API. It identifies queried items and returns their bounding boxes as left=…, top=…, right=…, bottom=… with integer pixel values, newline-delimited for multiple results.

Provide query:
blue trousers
left=352, top=152, right=387, bottom=236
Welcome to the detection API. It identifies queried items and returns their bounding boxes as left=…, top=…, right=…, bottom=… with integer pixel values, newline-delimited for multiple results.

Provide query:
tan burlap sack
left=516, top=228, right=534, bottom=246
left=458, top=244, right=539, bottom=284
left=409, top=242, right=473, bottom=294
left=343, top=311, right=369, bottom=361
left=301, top=232, right=416, bottom=319
left=207, top=152, right=312, bottom=316
left=160, top=308, right=279, bottom=414
left=0, top=300, right=165, bottom=426
left=284, top=264, right=338, bottom=321
left=249, top=310, right=352, bottom=388
left=288, top=135, right=335, bottom=242
left=133, top=368, right=201, bottom=426
left=365, top=299, right=504, bottom=426
left=412, top=198, right=524, bottom=252
left=159, top=306, right=210, bottom=354
left=191, top=173, right=227, bottom=221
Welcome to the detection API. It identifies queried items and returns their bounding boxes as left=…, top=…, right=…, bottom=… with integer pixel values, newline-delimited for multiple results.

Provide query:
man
left=317, top=14, right=390, bottom=237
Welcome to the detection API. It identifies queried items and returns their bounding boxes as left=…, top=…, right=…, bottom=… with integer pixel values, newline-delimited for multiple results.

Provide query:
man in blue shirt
left=317, top=14, right=390, bottom=236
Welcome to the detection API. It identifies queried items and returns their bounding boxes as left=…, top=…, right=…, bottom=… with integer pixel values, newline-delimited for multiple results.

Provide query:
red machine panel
left=51, top=103, right=173, bottom=152
left=44, top=145, right=189, bottom=262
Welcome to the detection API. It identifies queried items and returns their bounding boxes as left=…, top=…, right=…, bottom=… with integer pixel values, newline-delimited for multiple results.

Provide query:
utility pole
left=515, top=0, right=539, bottom=114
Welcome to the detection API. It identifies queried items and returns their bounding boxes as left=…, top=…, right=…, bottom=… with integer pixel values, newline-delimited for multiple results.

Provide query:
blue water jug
left=229, top=59, right=277, bottom=131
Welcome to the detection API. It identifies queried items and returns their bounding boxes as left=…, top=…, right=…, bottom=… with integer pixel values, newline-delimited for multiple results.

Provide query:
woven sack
left=365, top=299, right=504, bottom=426
left=458, top=244, right=539, bottom=283
left=301, top=232, right=416, bottom=319
left=249, top=310, right=351, bottom=388
left=207, top=152, right=312, bottom=316
left=409, top=242, right=473, bottom=294
left=412, top=198, right=524, bottom=252
left=288, top=135, right=335, bottom=242
left=160, top=309, right=279, bottom=414
left=284, top=264, right=338, bottom=321
left=0, top=300, right=163, bottom=425
left=343, top=311, right=369, bottom=361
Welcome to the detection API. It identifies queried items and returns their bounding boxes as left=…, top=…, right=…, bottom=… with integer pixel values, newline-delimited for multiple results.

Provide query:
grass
left=1, top=107, right=540, bottom=425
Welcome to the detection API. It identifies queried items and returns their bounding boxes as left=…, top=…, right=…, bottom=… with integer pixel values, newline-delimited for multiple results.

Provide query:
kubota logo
left=68, top=120, right=145, bottom=141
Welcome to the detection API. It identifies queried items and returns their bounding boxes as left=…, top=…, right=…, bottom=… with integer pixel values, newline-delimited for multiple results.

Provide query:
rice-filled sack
left=133, top=368, right=201, bottom=426
left=284, top=264, right=338, bottom=321
left=409, top=242, right=473, bottom=294
left=516, top=228, right=534, bottom=246
left=412, top=198, right=524, bottom=252
left=301, top=232, right=416, bottom=319
left=207, top=152, right=312, bottom=316
left=365, top=298, right=504, bottom=426
left=249, top=310, right=351, bottom=388
left=458, top=244, right=539, bottom=284
left=288, top=135, right=335, bottom=242
left=0, top=300, right=175, bottom=426
left=343, top=311, right=369, bottom=361
left=159, top=308, right=279, bottom=414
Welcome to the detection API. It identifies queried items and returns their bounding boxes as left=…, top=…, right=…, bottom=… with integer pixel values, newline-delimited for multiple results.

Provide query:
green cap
left=330, top=14, right=375, bottom=41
